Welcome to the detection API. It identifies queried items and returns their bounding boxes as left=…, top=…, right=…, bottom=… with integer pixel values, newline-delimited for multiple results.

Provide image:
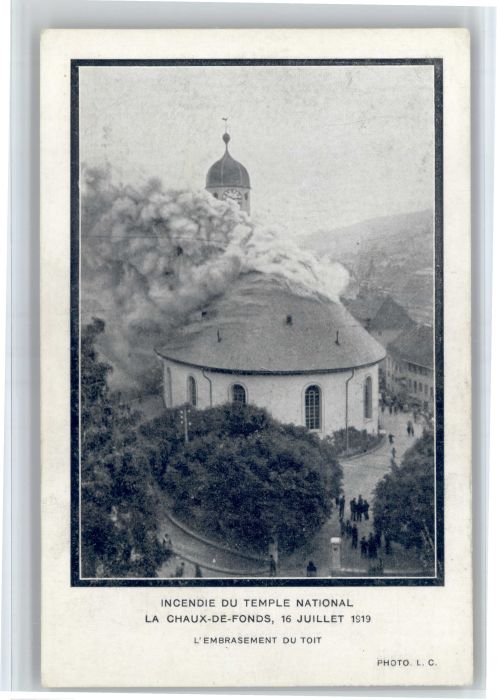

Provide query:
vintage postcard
left=41, top=29, right=472, bottom=686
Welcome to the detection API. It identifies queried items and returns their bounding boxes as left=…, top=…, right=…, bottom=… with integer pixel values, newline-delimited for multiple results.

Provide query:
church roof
left=156, top=274, right=386, bottom=375
left=206, top=133, right=251, bottom=189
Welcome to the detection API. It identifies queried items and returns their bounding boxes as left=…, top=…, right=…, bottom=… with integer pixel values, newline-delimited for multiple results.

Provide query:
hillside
left=303, top=210, right=434, bottom=323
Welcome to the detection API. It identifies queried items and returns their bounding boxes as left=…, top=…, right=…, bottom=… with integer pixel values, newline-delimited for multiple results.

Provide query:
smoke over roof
left=81, top=167, right=350, bottom=393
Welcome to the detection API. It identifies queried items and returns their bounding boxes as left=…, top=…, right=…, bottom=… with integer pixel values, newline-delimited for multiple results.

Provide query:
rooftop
left=157, top=274, right=386, bottom=375
left=387, top=324, right=434, bottom=369
left=342, top=294, right=414, bottom=331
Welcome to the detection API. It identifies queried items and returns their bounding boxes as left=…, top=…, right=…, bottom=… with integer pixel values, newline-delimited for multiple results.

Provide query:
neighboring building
left=154, top=130, right=386, bottom=437
left=342, top=293, right=415, bottom=349
left=385, top=324, right=434, bottom=411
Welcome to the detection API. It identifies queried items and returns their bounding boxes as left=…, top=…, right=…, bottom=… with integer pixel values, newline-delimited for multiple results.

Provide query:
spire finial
left=222, top=117, right=230, bottom=147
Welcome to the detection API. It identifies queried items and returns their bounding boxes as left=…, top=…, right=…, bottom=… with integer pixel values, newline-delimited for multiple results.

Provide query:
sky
left=79, top=63, right=435, bottom=239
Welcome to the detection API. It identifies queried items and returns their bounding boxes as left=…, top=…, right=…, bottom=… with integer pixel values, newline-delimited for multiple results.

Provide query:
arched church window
left=364, top=376, right=373, bottom=419
left=232, top=384, right=246, bottom=405
left=305, top=385, right=321, bottom=430
left=188, top=376, right=197, bottom=407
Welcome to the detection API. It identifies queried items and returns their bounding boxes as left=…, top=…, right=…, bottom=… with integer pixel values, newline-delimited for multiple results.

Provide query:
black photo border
left=70, top=58, right=444, bottom=587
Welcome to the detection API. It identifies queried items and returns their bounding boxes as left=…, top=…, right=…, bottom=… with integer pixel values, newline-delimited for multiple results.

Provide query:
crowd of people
left=380, top=392, right=433, bottom=426
left=381, top=399, right=404, bottom=415
left=338, top=492, right=392, bottom=566
left=348, top=495, right=370, bottom=521
left=335, top=493, right=371, bottom=521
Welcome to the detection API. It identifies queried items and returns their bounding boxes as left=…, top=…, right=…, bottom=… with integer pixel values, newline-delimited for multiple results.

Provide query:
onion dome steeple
left=206, top=123, right=251, bottom=214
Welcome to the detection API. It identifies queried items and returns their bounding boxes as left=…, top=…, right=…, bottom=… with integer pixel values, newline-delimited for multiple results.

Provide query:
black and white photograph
left=73, top=59, right=442, bottom=585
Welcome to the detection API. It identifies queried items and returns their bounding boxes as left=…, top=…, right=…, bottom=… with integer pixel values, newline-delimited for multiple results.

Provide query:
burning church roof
left=156, top=274, right=385, bottom=375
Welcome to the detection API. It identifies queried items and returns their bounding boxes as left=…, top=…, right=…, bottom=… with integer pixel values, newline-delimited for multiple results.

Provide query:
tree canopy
left=373, top=427, right=435, bottom=552
left=80, top=318, right=169, bottom=577
left=81, top=323, right=343, bottom=570
left=151, top=404, right=342, bottom=555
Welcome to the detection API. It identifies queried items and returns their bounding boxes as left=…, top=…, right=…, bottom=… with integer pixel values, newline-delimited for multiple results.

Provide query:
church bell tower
left=206, top=127, right=251, bottom=215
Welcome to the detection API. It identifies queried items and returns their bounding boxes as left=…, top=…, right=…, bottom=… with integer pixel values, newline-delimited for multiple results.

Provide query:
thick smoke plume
left=81, top=167, right=349, bottom=394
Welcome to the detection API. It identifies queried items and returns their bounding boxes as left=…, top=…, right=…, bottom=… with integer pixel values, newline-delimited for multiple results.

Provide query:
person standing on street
left=357, top=495, right=364, bottom=522
left=339, top=494, right=345, bottom=520
left=350, top=497, right=357, bottom=522
left=306, top=560, right=317, bottom=577
left=385, top=534, right=392, bottom=555
left=363, top=499, right=370, bottom=520
left=352, top=524, right=358, bottom=549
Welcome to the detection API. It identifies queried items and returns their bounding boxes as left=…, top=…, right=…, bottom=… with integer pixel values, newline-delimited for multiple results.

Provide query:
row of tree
left=373, top=428, right=436, bottom=554
left=80, top=319, right=168, bottom=577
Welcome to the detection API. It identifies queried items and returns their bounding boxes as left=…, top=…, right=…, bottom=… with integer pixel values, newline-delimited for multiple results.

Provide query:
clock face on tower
left=223, top=188, right=242, bottom=203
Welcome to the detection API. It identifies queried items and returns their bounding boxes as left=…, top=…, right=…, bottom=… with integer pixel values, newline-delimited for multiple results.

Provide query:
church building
left=156, top=131, right=385, bottom=437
